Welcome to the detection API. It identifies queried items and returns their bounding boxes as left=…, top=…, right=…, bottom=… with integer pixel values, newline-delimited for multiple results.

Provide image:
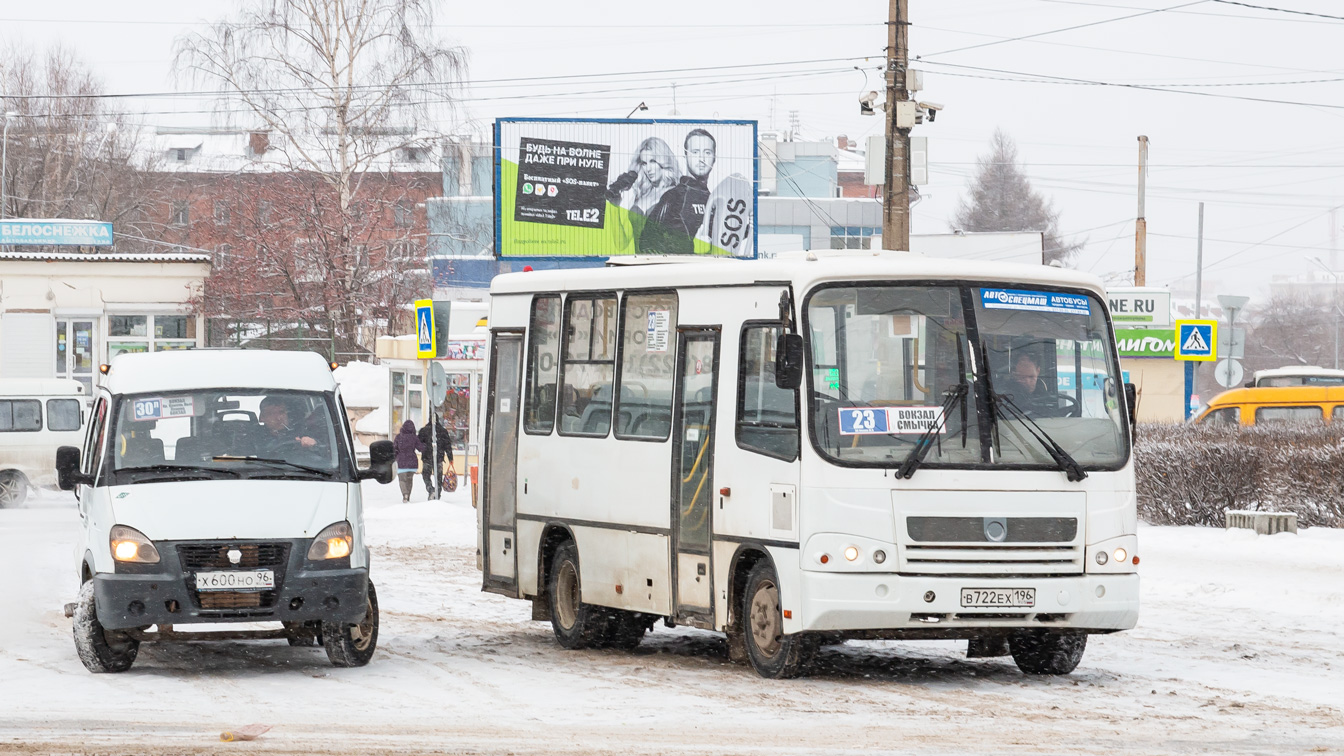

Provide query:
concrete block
left=1225, top=510, right=1297, bottom=535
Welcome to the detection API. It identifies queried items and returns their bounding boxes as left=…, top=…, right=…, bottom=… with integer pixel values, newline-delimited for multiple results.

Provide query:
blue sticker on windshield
left=980, top=288, right=1090, bottom=316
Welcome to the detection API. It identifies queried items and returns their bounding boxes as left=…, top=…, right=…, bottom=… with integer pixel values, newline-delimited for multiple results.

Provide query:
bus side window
left=524, top=295, right=562, bottom=435
left=737, top=324, right=799, bottom=461
left=615, top=292, right=677, bottom=441
left=558, top=295, right=618, bottom=437
left=1201, top=407, right=1239, bottom=425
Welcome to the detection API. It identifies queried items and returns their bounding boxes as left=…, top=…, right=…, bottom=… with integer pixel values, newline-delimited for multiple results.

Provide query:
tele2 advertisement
left=496, top=118, right=757, bottom=258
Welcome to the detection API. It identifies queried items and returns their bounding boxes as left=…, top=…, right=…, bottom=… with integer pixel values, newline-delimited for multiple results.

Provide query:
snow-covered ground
left=2, top=482, right=1342, bottom=755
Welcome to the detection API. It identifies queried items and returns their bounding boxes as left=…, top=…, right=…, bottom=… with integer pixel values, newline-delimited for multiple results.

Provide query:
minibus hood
left=108, top=480, right=350, bottom=541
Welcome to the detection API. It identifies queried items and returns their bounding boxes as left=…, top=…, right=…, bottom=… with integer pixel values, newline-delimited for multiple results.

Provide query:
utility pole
left=882, top=0, right=911, bottom=252
left=1134, top=135, right=1149, bottom=286
left=1192, top=201, right=1204, bottom=401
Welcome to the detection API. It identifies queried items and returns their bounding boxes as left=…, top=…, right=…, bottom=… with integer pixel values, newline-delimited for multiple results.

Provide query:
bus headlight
left=110, top=525, right=160, bottom=564
left=1095, top=550, right=1108, bottom=565
left=844, top=546, right=860, bottom=562
left=308, top=522, right=353, bottom=560
left=1112, top=547, right=1127, bottom=564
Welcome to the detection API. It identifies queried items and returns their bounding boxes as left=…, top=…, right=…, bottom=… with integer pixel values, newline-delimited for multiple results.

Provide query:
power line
left=919, top=60, right=1344, bottom=111
left=1208, top=0, right=1344, bottom=21
left=920, top=0, right=1209, bottom=58
left=1033, top=0, right=1344, bottom=23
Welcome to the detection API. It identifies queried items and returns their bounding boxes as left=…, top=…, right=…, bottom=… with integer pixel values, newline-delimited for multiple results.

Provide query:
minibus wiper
left=896, top=382, right=968, bottom=479
left=988, top=393, right=1089, bottom=482
left=118, top=464, right=241, bottom=480
left=212, top=456, right=331, bottom=477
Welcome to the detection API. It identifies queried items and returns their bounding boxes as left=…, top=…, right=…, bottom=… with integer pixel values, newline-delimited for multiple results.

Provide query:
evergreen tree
left=952, top=129, right=1081, bottom=265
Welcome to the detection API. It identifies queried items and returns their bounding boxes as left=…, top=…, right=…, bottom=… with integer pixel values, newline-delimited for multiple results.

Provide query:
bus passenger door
left=483, top=332, right=523, bottom=594
left=671, top=329, right=720, bottom=624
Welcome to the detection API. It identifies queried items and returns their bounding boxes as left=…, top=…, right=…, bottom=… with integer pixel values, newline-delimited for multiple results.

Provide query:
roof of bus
left=1204, top=384, right=1344, bottom=409
left=1252, top=365, right=1344, bottom=380
left=488, top=252, right=1109, bottom=298
left=103, top=349, right=338, bottom=395
left=0, top=378, right=86, bottom=397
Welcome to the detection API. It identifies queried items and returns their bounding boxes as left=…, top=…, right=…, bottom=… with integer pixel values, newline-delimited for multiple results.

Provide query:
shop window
left=109, top=315, right=148, bottom=337
left=0, top=400, right=41, bottom=432
left=737, top=325, right=799, bottom=460
left=615, top=292, right=677, bottom=441
left=558, top=294, right=617, bottom=436
left=829, top=226, right=876, bottom=250
left=47, top=399, right=81, bottom=432
left=525, top=296, right=562, bottom=435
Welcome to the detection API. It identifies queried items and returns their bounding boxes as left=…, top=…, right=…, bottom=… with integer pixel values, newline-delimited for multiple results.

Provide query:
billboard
left=495, top=118, right=757, bottom=259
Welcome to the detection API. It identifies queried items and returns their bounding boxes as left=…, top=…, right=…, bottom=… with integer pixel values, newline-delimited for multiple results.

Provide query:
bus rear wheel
left=547, top=541, right=609, bottom=649
left=0, top=471, right=28, bottom=508
left=742, top=562, right=815, bottom=679
left=1009, top=629, right=1087, bottom=675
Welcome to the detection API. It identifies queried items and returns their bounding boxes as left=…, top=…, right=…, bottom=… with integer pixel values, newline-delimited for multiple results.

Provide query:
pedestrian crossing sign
left=415, top=299, right=436, bottom=358
left=1174, top=319, right=1217, bottom=362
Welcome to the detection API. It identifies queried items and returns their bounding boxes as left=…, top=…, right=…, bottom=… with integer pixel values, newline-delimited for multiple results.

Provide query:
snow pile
left=334, top=361, right=387, bottom=409
left=1136, top=423, right=1344, bottom=527
left=356, top=405, right=388, bottom=435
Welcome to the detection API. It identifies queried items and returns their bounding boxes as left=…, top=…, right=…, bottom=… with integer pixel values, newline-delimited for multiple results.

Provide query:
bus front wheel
left=547, top=541, right=609, bottom=649
left=1009, top=629, right=1087, bottom=675
left=742, top=562, right=816, bottom=679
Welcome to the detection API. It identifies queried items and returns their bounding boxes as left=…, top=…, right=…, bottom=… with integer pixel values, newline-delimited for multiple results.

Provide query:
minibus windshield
left=110, top=389, right=345, bottom=482
left=807, top=283, right=1128, bottom=472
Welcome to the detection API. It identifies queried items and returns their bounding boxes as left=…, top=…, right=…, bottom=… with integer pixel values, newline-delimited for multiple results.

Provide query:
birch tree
left=952, top=129, right=1082, bottom=265
left=175, top=0, right=467, bottom=356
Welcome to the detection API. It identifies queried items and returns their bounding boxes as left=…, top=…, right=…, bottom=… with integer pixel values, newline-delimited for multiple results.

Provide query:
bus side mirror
left=1123, top=383, right=1137, bottom=430
left=56, top=446, right=90, bottom=490
left=775, top=333, right=805, bottom=391
left=360, top=440, right=395, bottom=484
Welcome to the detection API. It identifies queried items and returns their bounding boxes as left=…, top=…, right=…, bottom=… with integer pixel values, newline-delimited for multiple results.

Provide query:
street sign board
left=1175, top=319, right=1218, bottom=362
left=1217, top=326, right=1246, bottom=360
left=1107, top=287, right=1172, bottom=327
left=0, top=219, right=115, bottom=246
left=415, top=299, right=435, bottom=359
left=1215, top=359, right=1244, bottom=388
left=428, top=362, right=448, bottom=405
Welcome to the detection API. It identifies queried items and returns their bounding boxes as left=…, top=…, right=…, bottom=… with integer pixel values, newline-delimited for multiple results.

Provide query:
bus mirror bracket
left=775, top=333, right=805, bottom=390
left=1123, top=382, right=1137, bottom=434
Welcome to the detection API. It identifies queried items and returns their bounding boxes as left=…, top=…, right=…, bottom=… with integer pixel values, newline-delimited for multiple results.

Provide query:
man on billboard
left=640, top=129, right=716, bottom=255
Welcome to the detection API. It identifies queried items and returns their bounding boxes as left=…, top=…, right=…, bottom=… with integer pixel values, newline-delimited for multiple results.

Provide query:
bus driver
left=258, top=396, right=318, bottom=453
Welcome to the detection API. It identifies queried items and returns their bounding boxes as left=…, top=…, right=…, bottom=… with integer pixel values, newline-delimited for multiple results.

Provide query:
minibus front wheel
left=742, top=562, right=816, bottom=679
left=1009, top=629, right=1087, bottom=675
left=322, top=580, right=379, bottom=667
left=72, top=581, right=139, bottom=673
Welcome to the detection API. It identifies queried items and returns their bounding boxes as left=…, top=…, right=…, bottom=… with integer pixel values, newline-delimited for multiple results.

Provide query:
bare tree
left=175, top=0, right=467, bottom=355
left=0, top=46, right=159, bottom=243
left=952, top=129, right=1082, bottom=265
left=1246, top=292, right=1337, bottom=373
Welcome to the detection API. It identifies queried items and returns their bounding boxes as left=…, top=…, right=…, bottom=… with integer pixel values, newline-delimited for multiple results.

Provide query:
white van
left=0, top=378, right=87, bottom=507
left=57, top=349, right=396, bottom=672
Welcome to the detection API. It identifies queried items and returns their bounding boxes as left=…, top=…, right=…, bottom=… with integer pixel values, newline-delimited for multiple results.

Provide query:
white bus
left=477, top=253, right=1139, bottom=678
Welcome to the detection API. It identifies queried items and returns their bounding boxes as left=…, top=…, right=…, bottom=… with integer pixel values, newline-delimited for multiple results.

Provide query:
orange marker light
left=819, top=554, right=830, bottom=564
left=1132, top=555, right=1140, bottom=565
left=783, top=610, right=792, bottom=619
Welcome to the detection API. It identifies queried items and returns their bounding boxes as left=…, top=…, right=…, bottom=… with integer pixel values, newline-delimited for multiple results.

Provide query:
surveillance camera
left=860, top=91, right=879, bottom=106
left=917, top=101, right=944, bottom=111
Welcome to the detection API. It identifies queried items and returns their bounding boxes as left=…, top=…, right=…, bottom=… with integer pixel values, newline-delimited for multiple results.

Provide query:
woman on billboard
left=606, top=136, right=680, bottom=254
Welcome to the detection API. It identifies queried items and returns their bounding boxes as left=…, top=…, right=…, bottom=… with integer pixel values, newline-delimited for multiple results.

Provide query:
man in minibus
left=258, top=396, right=318, bottom=453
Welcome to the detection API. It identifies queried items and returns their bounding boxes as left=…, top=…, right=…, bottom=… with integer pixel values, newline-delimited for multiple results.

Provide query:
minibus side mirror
left=775, top=333, right=805, bottom=391
left=56, top=446, right=91, bottom=490
left=359, top=440, right=395, bottom=484
left=1123, top=383, right=1137, bottom=433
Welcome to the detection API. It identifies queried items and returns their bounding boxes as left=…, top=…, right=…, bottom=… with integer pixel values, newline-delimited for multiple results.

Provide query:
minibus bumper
left=796, top=571, right=1139, bottom=634
left=92, top=542, right=369, bottom=631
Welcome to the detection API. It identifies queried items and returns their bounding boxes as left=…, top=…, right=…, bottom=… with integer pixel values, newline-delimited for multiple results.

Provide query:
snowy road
left=2, top=483, right=1342, bottom=755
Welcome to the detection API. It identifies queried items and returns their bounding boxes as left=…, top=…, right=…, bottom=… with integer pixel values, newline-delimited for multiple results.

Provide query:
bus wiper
left=896, top=382, right=968, bottom=479
left=989, top=394, right=1089, bottom=483
left=118, top=464, right=241, bottom=479
left=212, top=456, right=331, bottom=477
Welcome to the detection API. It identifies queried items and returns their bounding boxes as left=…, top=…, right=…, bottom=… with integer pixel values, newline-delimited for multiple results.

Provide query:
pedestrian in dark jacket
left=418, top=418, right=454, bottom=499
left=392, top=420, right=424, bottom=502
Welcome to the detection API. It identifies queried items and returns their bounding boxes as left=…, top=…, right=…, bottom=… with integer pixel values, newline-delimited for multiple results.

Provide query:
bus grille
left=901, top=517, right=1082, bottom=575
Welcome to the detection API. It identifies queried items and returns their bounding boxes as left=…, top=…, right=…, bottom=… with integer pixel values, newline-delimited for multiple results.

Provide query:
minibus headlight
left=308, top=522, right=353, bottom=560
left=844, top=546, right=860, bottom=562
left=1095, top=550, right=1109, bottom=566
left=1113, top=547, right=1128, bottom=564
left=109, top=525, right=160, bottom=564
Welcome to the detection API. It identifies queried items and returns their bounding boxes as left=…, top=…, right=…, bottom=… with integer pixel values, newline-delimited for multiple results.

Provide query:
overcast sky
left=5, top=0, right=1344, bottom=306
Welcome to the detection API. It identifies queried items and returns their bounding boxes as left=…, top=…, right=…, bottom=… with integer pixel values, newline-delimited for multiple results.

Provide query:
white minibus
left=477, top=253, right=1139, bottom=678
left=58, top=349, right=396, bottom=672
left=0, top=378, right=87, bottom=507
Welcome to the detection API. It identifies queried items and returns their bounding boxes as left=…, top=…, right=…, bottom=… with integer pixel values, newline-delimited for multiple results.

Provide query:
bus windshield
left=807, top=283, right=1128, bottom=471
left=110, top=389, right=345, bottom=482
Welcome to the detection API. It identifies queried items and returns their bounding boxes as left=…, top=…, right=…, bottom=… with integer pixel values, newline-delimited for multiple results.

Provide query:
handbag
left=442, top=466, right=458, bottom=493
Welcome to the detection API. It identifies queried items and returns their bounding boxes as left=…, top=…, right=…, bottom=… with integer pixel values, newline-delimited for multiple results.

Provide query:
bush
left=1135, top=423, right=1344, bottom=528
